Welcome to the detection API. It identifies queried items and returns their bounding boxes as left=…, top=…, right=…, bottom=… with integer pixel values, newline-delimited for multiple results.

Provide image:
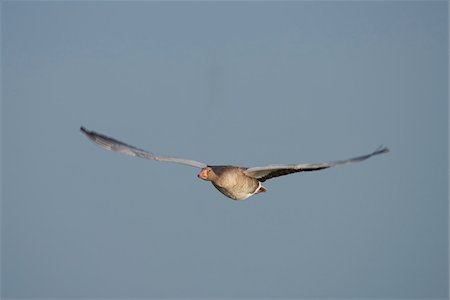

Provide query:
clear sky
left=2, top=1, right=448, bottom=299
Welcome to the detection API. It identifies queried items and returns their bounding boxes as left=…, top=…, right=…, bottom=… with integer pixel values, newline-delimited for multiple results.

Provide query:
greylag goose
left=80, top=126, right=389, bottom=201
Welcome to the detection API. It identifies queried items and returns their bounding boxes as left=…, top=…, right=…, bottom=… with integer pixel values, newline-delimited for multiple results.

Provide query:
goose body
left=81, top=126, right=388, bottom=201
left=198, top=166, right=266, bottom=200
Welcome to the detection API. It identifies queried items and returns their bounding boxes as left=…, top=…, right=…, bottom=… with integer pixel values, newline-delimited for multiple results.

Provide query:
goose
left=80, top=126, right=389, bottom=200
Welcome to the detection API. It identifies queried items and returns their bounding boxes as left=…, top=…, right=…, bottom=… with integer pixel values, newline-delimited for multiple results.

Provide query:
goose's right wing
left=80, top=126, right=207, bottom=169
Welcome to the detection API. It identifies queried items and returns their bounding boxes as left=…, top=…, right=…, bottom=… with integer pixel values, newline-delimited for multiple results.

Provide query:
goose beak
left=198, top=169, right=208, bottom=180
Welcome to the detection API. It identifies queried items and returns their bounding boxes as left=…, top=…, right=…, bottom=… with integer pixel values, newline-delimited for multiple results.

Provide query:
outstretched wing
left=244, top=146, right=389, bottom=182
left=80, top=126, right=207, bottom=169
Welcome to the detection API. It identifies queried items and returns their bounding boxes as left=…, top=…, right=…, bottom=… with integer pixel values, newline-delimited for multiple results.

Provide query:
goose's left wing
left=244, top=146, right=389, bottom=182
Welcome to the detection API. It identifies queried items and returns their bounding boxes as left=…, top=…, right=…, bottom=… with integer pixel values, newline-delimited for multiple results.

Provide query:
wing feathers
left=80, top=126, right=207, bottom=169
left=81, top=126, right=388, bottom=179
left=244, top=146, right=389, bottom=182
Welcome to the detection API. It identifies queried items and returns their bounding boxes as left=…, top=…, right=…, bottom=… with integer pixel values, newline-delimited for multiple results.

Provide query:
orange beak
left=197, top=169, right=208, bottom=180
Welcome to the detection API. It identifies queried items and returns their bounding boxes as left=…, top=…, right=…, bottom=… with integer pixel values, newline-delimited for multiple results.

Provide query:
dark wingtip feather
left=80, top=126, right=96, bottom=141
left=374, top=145, right=390, bottom=156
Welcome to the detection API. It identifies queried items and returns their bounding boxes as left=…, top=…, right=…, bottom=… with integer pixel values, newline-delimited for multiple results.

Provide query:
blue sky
left=2, top=1, right=448, bottom=298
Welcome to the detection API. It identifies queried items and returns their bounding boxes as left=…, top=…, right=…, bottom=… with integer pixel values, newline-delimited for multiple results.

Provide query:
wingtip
left=80, top=126, right=94, bottom=139
left=80, top=126, right=90, bottom=135
left=375, top=145, right=390, bottom=155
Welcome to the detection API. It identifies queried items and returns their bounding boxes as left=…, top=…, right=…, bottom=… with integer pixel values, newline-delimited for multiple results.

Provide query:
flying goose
left=80, top=126, right=389, bottom=200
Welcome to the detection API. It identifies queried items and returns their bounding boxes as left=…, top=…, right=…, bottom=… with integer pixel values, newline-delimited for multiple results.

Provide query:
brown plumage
left=81, top=126, right=389, bottom=201
left=197, top=166, right=266, bottom=200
